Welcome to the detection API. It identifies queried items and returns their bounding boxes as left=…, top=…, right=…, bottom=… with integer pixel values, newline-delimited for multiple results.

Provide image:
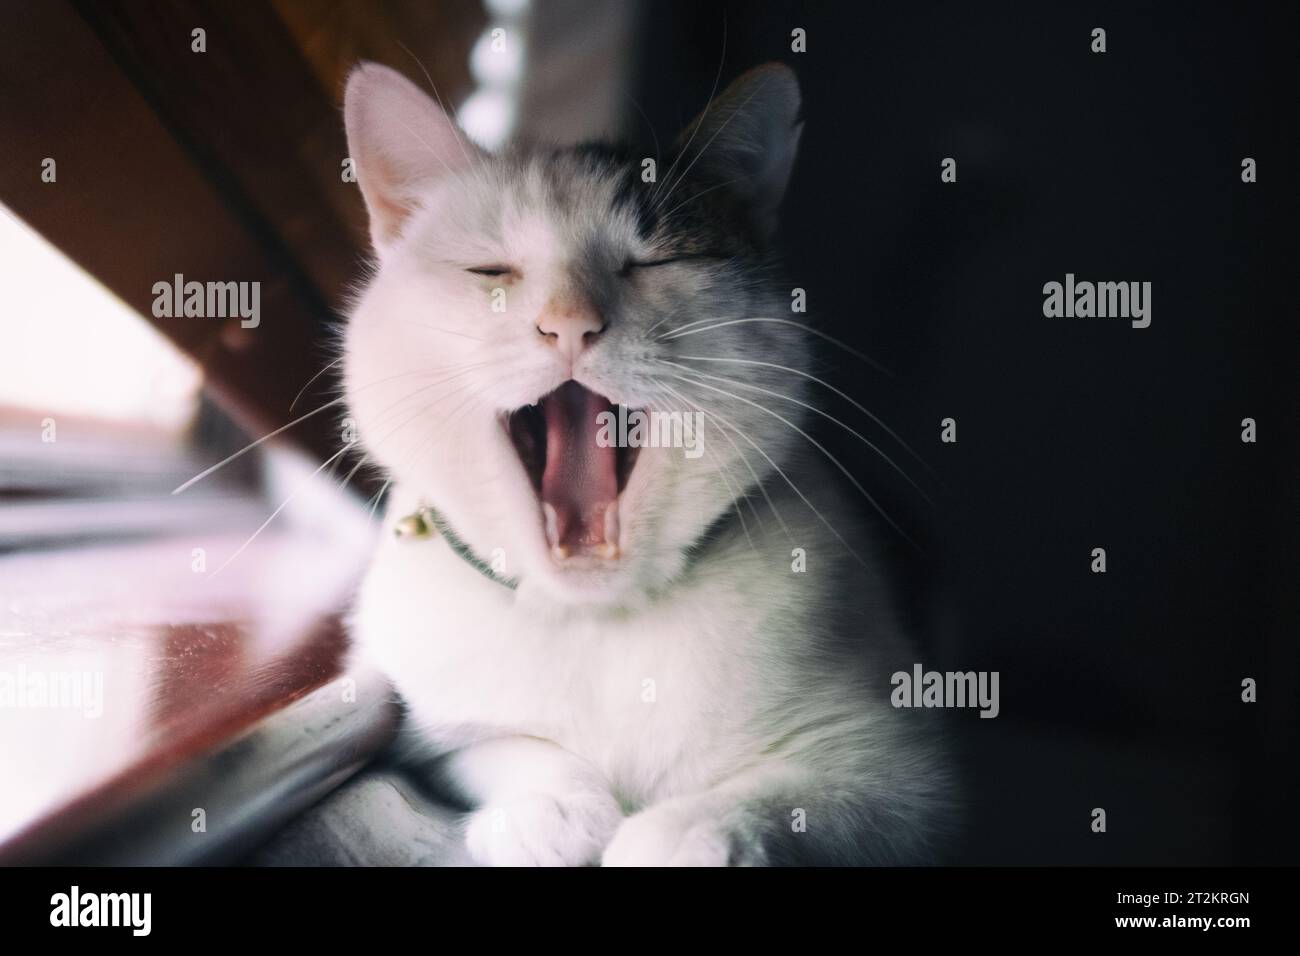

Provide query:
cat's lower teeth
left=541, top=500, right=620, bottom=560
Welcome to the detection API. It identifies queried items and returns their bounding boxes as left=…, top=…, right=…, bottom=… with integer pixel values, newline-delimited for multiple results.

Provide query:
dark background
left=632, top=1, right=1297, bottom=864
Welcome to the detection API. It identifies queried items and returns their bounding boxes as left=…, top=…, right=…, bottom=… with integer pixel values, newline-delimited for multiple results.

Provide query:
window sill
left=0, top=529, right=395, bottom=865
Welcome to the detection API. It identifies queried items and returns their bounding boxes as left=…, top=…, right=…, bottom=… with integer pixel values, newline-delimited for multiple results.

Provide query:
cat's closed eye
left=619, top=256, right=696, bottom=278
left=466, top=265, right=516, bottom=278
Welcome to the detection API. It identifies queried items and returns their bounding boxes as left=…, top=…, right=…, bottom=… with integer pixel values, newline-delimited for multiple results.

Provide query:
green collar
left=394, top=503, right=519, bottom=590
left=395, top=495, right=745, bottom=595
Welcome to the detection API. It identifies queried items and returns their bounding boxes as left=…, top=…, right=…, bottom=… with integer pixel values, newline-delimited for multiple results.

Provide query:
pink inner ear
left=344, top=62, right=483, bottom=250
left=372, top=193, right=417, bottom=245
left=361, top=153, right=419, bottom=245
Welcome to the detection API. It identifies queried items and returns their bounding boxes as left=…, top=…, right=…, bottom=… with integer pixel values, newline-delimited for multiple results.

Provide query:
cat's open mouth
left=505, top=381, right=640, bottom=561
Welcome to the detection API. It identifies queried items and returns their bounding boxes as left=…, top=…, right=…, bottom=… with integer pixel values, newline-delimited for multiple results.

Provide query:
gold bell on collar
left=394, top=506, right=435, bottom=540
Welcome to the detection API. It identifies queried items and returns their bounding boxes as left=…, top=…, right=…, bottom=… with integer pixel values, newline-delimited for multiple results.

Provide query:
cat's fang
left=543, top=502, right=562, bottom=549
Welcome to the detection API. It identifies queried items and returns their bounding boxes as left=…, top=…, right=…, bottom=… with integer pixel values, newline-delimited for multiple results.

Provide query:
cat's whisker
left=385, top=375, right=504, bottom=486
left=652, top=66, right=772, bottom=214
left=355, top=362, right=494, bottom=437
left=654, top=379, right=792, bottom=541
left=290, top=357, right=344, bottom=411
left=324, top=353, right=493, bottom=428
left=674, top=354, right=944, bottom=487
left=345, top=362, right=516, bottom=503
left=657, top=177, right=741, bottom=224
left=659, top=317, right=894, bottom=378
left=171, top=398, right=344, bottom=495
left=645, top=311, right=728, bottom=340
left=356, top=374, right=494, bottom=476
left=208, top=443, right=352, bottom=578
left=648, top=18, right=727, bottom=207
left=437, top=378, right=498, bottom=427
left=396, top=43, right=480, bottom=169
left=394, top=320, right=489, bottom=342
left=392, top=118, right=479, bottom=197
left=651, top=379, right=766, bottom=543
left=174, top=361, right=482, bottom=498
left=325, top=365, right=498, bottom=496
left=651, top=379, right=758, bottom=548
left=664, top=370, right=918, bottom=550
left=395, top=41, right=498, bottom=198
left=621, top=89, right=661, bottom=170
left=345, top=400, right=457, bottom=516
left=366, top=479, right=392, bottom=524
left=390, top=42, right=495, bottom=197
left=704, top=416, right=780, bottom=537
left=713, top=452, right=757, bottom=550
left=660, top=378, right=858, bottom=561
left=343, top=364, right=478, bottom=401
left=657, top=358, right=934, bottom=507
left=336, top=449, right=373, bottom=496
left=322, top=367, right=488, bottom=456
left=325, top=442, right=350, bottom=484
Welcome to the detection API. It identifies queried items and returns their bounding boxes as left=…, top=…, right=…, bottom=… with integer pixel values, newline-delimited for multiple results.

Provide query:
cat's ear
left=673, top=63, right=802, bottom=239
left=343, top=62, right=484, bottom=252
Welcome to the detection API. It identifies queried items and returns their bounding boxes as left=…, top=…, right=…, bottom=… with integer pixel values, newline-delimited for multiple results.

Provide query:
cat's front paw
left=464, top=790, right=622, bottom=867
left=603, top=806, right=752, bottom=867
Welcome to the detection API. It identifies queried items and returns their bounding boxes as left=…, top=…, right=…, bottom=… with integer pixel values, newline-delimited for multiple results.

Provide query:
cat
left=341, top=60, right=950, bottom=865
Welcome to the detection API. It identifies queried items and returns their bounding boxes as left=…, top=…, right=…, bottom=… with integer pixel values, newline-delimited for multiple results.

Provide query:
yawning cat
left=342, top=60, right=949, bottom=865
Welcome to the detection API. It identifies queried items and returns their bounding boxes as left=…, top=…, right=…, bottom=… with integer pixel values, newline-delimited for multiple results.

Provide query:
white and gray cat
left=342, top=60, right=949, bottom=865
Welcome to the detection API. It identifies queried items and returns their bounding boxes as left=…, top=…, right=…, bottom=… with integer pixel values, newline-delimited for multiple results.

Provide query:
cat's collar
left=394, top=495, right=743, bottom=595
left=394, top=502, right=519, bottom=591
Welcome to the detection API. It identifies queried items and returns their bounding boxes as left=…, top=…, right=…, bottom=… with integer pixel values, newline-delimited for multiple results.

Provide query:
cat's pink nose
left=536, top=295, right=605, bottom=363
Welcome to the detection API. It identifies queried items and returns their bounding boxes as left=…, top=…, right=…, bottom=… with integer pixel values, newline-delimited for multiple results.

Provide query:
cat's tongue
left=540, top=382, right=619, bottom=556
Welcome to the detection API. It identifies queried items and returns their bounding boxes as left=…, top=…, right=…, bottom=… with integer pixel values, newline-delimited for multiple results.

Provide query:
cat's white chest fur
left=351, top=497, right=777, bottom=809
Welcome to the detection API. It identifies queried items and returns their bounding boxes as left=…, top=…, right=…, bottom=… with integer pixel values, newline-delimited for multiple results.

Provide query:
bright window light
left=458, top=0, right=531, bottom=151
left=0, top=205, right=202, bottom=432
